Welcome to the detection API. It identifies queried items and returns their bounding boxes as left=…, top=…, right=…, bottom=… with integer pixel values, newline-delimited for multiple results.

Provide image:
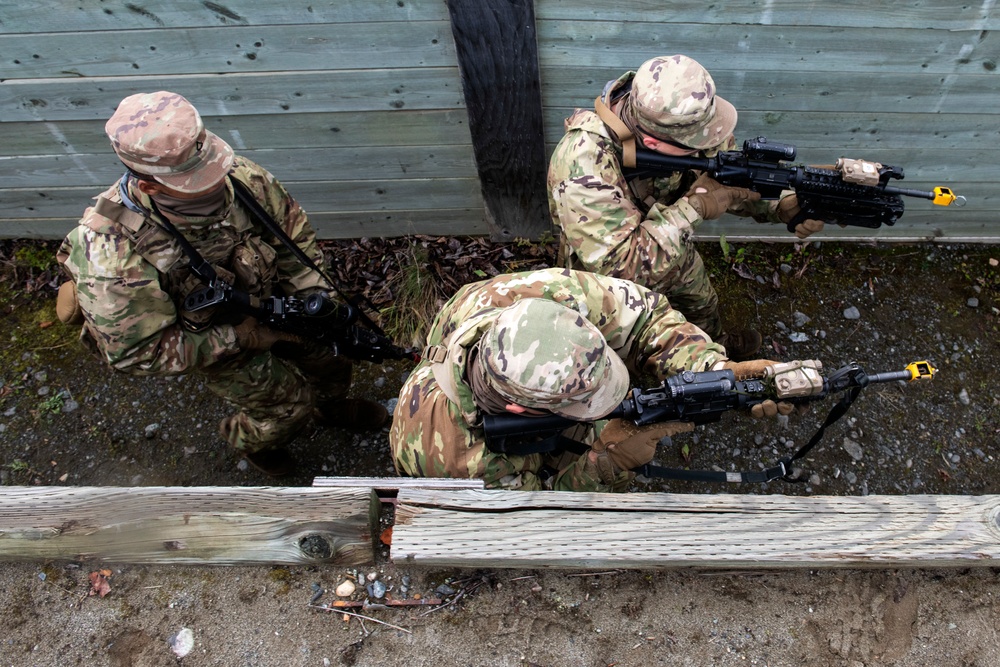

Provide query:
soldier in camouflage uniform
left=56, top=91, right=388, bottom=476
left=390, top=268, right=799, bottom=492
left=548, top=55, right=825, bottom=360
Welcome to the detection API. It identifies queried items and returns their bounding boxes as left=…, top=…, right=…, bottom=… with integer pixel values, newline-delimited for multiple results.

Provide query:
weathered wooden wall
left=1, top=0, right=997, bottom=242
left=0, top=0, right=488, bottom=239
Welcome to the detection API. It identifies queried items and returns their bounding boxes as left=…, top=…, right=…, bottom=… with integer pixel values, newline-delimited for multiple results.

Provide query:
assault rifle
left=628, top=137, right=965, bottom=231
left=482, top=360, right=936, bottom=484
left=183, top=282, right=419, bottom=364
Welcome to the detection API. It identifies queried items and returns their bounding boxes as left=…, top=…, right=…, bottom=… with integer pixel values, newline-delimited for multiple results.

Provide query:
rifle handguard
left=764, top=360, right=824, bottom=399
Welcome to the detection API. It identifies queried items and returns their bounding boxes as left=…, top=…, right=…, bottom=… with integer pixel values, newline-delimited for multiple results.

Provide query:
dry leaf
left=379, top=527, right=393, bottom=545
left=88, top=570, right=112, bottom=598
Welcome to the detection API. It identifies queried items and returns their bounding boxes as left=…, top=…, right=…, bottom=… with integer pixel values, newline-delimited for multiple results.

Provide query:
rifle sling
left=228, top=176, right=390, bottom=338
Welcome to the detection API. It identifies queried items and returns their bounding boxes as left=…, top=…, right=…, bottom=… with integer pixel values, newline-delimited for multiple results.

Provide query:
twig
left=565, top=571, right=622, bottom=578
left=31, top=340, right=76, bottom=352
left=308, top=604, right=412, bottom=634
left=417, top=580, right=486, bottom=618
left=509, top=575, right=537, bottom=582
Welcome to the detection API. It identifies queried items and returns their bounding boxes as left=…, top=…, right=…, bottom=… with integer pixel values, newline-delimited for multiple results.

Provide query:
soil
left=0, top=238, right=998, bottom=667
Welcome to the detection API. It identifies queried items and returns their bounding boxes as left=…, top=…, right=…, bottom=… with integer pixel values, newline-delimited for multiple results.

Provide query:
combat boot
left=315, top=398, right=390, bottom=432
left=219, top=415, right=296, bottom=477
left=243, top=447, right=296, bottom=477
left=715, top=329, right=763, bottom=361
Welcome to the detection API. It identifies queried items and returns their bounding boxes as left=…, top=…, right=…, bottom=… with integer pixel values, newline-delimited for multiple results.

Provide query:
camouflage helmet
left=630, top=55, right=737, bottom=150
left=105, top=91, right=234, bottom=193
left=479, top=298, right=630, bottom=419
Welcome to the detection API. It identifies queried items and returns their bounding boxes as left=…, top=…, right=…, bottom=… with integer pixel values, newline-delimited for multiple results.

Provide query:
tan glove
left=590, top=419, right=695, bottom=484
left=777, top=195, right=825, bottom=239
left=719, top=360, right=801, bottom=420
left=56, top=280, right=84, bottom=325
left=232, top=317, right=305, bottom=352
left=685, top=175, right=761, bottom=220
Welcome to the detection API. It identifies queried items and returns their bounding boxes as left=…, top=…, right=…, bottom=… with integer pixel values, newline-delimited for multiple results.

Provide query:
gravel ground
left=0, top=239, right=997, bottom=666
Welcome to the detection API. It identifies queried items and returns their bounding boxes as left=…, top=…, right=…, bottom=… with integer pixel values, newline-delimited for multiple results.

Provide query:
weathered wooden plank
left=0, top=145, right=478, bottom=188
left=542, top=109, right=1000, bottom=150
left=0, top=0, right=450, bottom=33
left=3, top=145, right=983, bottom=191
left=0, top=21, right=456, bottom=79
left=535, top=22, right=1000, bottom=75
left=0, top=179, right=484, bottom=219
left=541, top=68, right=997, bottom=115
left=4, top=209, right=996, bottom=243
left=0, top=69, right=466, bottom=122
left=392, top=490, right=1000, bottom=568
left=447, top=0, right=550, bottom=240
left=534, top=0, right=1000, bottom=30
left=0, top=208, right=492, bottom=240
left=0, top=486, right=376, bottom=565
left=0, top=109, right=474, bottom=157
left=313, top=477, right=485, bottom=490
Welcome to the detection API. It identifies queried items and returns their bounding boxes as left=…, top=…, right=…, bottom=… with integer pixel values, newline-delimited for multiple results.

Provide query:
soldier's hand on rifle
left=777, top=195, right=826, bottom=239
left=719, top=359, right=800, bottom=419
left=589, top=419, right=694, bottom=484
left=684, top=173, right=761, bottom=220
left=233, top=317, right=305, bottom=352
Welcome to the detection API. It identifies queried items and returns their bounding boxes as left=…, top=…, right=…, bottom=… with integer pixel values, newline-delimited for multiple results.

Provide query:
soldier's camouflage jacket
left=57, top=156, right=325, bottom=376
left=548, top=105, right=781, bottom=295
left=389, top=268, right=727, bottom=492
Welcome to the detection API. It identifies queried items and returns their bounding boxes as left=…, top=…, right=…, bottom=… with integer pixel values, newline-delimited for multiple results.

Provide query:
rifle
left=627, top=137, right=965, bottom=231
left=482, top=360, right=936, bottom=484
left=183, top=282, right=419, bottom=364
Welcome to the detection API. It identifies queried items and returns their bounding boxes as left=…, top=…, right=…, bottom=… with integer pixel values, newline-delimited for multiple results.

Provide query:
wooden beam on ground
left=392, top=490, right=1000, bottom=569
left=446, top=0, right=552, bottom=241
left=312, top=477, right=485, bottom=491
left=0, top=487, right=376, bottom=566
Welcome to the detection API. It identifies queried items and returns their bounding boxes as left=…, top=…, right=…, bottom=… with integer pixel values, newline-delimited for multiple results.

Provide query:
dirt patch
left=0, top=238, right=998, bottom=666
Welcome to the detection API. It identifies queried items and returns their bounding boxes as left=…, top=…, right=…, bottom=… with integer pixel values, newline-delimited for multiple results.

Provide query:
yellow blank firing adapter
left=905, top=360, right=937, bottom=381
left=932, top=187, right=966, bottom=207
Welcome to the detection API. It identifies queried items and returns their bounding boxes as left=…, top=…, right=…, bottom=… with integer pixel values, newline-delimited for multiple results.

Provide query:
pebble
left=366, top=571, right=378, bottom=582
left=368, top=581, right=387, bottom=599
left=788, top=332, right=809, bottom=343
left=842, top=438, right=864, bottom=461
left=435, top=584, right=456, bottom=596
left=843, top=306, right=861, bottom=320
left=958, top=389, right=971, bottom=406
left=169, top=628, right=195, bottom=659
left=385, top=397, right=398, bottom=415
left=809, top=473, right=821, bottom=486
left=780, top=263, right=792, bottom=274
left=335, top=580, right=356, bottom=597
left=792, top=311, right=811, bottom=328
left=967, top=297, right=979, bottom=308
left=37, top=386, right=50, bottom=396
left=62, top=399, right=80, bottom=413
left=144, top=423, right=160, bottom=439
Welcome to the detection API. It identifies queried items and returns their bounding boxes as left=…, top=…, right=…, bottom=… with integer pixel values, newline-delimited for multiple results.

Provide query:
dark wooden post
left=446, top=0, right=552, bottom=241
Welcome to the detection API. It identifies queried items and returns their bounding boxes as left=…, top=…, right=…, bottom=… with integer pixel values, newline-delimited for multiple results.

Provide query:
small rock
left=842, top=438, right=864, bottom=461
left=366, top=571, right=378, bottom=582
left=958, top=389, right=971, bottom=406
left=62, top=399, right=80, bottom=413
left=435, top=583, right=456, bottom=596
left=792, top=311, right=811, bottom=328
left=843, top=306, right=861, bottom=320
left=788, top=332, right=809, bottom=343
left=368, top=580, right=387, bottom=599
left=37, top=386, right=50, bottom=396
left=168, top=628, right=194, bottom=659
left=335, top=580, right=356, bottom=597
left=779, top=263, right=792, bottom=274
left=236, top=459, right=249, bottom=472
left=808, top=473, right=821, bottom=487
left=144, top=423, right=160, bottom=439
left=967, top=297, right=979, bottom=308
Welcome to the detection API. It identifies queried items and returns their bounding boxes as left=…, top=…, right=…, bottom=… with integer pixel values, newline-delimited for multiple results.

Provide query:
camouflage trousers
left=207, top=343, right=353, bottom=453
left=646, top=247, right=722, bottom=340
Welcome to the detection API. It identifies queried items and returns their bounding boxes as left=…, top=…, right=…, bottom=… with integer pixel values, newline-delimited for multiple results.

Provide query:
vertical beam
left=446, top=0, right=551, bottom=241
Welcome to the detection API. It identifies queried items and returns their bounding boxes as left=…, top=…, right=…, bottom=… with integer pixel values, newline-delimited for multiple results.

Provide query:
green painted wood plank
left=0, top=22, right=456, bottom=80
left=0, top=69, right=466, bottom=122
left=1, top=110, right=473, bottom=157
left=6, top=210, right=994, bottom=242
left=535, top=22, right=999, bottom=75
left=542, top=109, right=1000, bottom=150
left=541, top=68, right=997, bottom=115
left=0, top=179, right=484, bottom=218
left=0, top=0, right=449, bottom=33
left=534, top=0, right=1000, bottom=30
left=0, top=144, right=477, bottom=188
